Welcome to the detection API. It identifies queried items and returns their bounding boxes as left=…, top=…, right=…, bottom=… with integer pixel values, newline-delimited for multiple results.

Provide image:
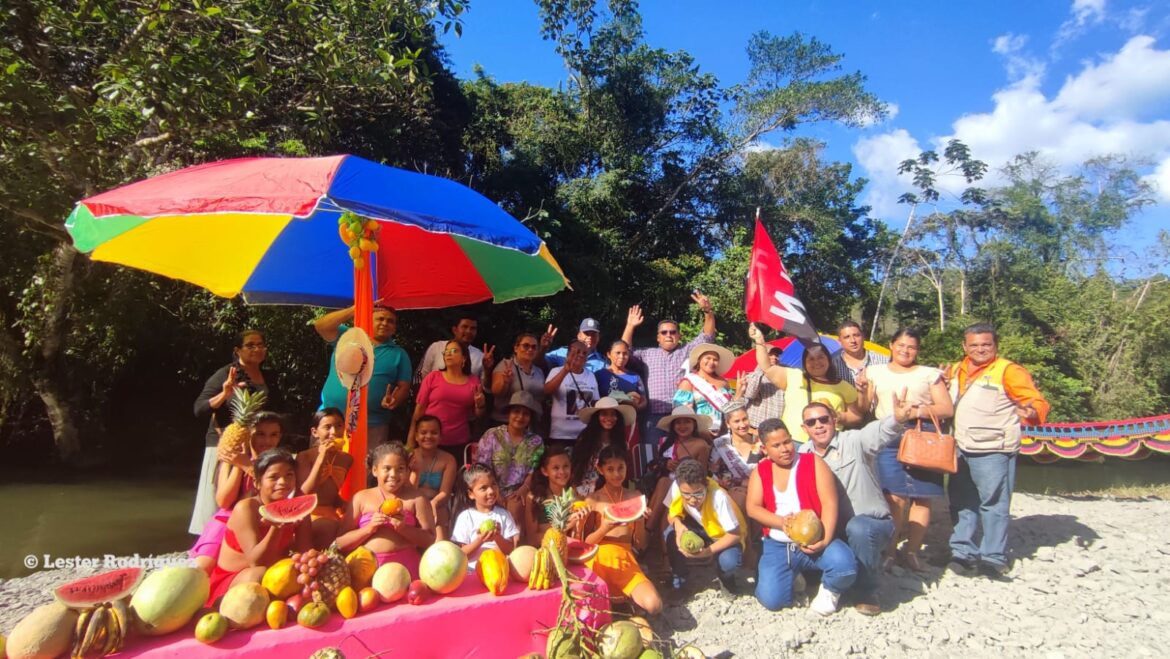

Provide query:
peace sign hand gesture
left=482, top=344, right=496, bottom=373
left=540, top=325, right=557, bottom=350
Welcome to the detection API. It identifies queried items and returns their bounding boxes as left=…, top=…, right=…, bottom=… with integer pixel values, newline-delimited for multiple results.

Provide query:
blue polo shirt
left=545, top=346, right=607, bottom=374
left=319, top=324, right=412, bottom=427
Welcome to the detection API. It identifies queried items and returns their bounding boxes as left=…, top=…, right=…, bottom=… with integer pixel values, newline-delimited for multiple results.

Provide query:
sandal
left=901, top=551, right=925, bottom=573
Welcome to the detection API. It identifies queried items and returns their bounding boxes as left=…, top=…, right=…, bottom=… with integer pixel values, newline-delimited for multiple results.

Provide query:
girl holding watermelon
left=336, top=442, right=437, bottom=579
left=206, top=448, right=313, bottom=607
left=585, top=445, right=663, bottom=616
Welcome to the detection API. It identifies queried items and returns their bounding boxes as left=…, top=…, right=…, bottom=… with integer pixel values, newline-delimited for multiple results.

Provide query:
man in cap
left=544, top=317, right=608, bottom=374
left=314, top=303, right=412, bottom=448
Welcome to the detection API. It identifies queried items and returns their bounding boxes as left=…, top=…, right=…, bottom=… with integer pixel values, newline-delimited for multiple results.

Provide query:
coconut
left=598, top=621, right=644, bottom=659
left=680, top=530, right=705, bottom=554
left=6, top=602, right=77, bottom=659
left=219, top=582, right=270, bottom=629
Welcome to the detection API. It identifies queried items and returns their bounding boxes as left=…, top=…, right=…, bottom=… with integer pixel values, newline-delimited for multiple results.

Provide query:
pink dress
left=416, top=371, right=481, bottom=446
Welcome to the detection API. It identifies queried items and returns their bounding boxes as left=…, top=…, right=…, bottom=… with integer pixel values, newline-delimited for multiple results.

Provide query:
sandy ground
left=3, top=493, right=1168, bottom=657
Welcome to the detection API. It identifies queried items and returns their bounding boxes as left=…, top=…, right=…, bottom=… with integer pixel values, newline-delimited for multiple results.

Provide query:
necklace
left=602, top=484, right=624, bottom=504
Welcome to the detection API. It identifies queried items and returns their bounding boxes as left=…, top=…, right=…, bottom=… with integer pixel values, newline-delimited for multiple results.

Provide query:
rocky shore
left=3, top=493, right=1168, bottom=657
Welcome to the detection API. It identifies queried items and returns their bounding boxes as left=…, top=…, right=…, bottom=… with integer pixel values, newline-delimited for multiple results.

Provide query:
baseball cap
left=579, top=318, right=601, bottom=333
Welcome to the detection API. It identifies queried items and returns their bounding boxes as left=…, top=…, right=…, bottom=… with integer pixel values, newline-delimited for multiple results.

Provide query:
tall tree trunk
left=30, top=242, right=81, bottom=463
left=959, top=270, right=967, bottom=317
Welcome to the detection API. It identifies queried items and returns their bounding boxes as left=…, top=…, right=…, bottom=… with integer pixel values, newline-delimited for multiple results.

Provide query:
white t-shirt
left=419, top=340, right=485, bottom=380
left=767, top=460, right=802, bottom=543
left=547, top=367, right=599, bottom=440
left=450, top=506, right=520, bottom=569
left=866, top=364, right=943, bottom=418
left=662, top=482, right=741, bottom=540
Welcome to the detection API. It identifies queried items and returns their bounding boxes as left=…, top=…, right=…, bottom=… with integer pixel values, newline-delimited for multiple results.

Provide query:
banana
left=80, top=605, right=108, bottom=658
left=527, top=550, right=539, bottom=589
left=98, top=604, right=119, bottom=657
left=72, top=607, right=94, bottom=658
left=109, top=599, right=129, bottom=652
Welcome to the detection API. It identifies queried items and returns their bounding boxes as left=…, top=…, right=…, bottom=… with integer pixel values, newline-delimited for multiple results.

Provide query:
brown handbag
left=897, top=409, right=958, bottom=474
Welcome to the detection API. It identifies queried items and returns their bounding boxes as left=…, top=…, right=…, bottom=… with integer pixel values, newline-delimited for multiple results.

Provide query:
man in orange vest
left=945, top=323, right=1049, bottom=580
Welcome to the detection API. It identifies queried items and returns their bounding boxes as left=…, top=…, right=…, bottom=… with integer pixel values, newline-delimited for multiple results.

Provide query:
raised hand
left=500, top=358, right=515, bottom=385
left=748, top=323, right=765, bottom=345
left=854, top=368, right=869, bottom=393
left=626, top=305, right=644, bottom=328
left=221, top=366, right=241, bottom=397
left=691, top=290, right=713, bottom=314
left=540, top=325, right=557, bottom=350
left=482, top=344, right=496, bottom=373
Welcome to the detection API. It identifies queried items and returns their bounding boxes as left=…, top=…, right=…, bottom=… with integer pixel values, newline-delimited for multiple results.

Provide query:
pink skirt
left=374, top=547, right=421, bottom=580
left=189, top=508, right=231, bottom=560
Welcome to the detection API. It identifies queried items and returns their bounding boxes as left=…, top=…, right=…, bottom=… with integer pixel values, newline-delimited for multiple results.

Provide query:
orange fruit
left=380, top=496, right=402, bottom=517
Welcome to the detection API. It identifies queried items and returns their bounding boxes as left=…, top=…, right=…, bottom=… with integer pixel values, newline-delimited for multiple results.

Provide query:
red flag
left=744, top=214, right=820, bottom=343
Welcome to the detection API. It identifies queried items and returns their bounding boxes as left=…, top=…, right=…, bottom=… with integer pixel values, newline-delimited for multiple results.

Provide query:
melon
left=508, top=546, right=537, bottom=582
left=53, top=567, right=143, bottom=608
left=566, top=538, right=599, bottom=563
left=784, top=509, right=825, bottom=547
left=219, top=582, right=269, bottom=629
left=597, top=621, right=644, bottom=659
left=5, top=602, right=77, bottom=659
left=260, top=493, right=318, bottom=524
left=418, top=541, right=467, bottom=594
left=371, top=562, right=411, bottom=603
left=130, top=566, right=210, bottom=636
left=262, top=558, right=300, bottom=599
left=604, top=494, right=647, bottom=523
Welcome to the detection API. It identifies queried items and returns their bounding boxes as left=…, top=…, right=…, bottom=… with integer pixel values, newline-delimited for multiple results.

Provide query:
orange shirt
left=951, top=357, right=1050, bottom=424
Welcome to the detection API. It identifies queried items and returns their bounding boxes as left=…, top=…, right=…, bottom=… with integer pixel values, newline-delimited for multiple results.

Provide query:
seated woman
left=748, top=324, right=863, bottom=442
left=585, top=445, right=662, bottom=616
left=476, top=391, right=546, bottom=525
left=408, top=415, right=457, bottom=541
left=646, top=407, right=712, bottom=534
left=190, top=412, right=283, bottom=574
left=337, top=442, right=436, bottom=579
left=571, top=397, right=636, bottom=497
left=672, top=343, right=735, bottom=433
left=746, top=418, right=856, bottom=616
left=709, top=401, right=761, bottom=515
left=523, top=446, right=587, bottom=546
left=206, top=448, right=312, bottom=607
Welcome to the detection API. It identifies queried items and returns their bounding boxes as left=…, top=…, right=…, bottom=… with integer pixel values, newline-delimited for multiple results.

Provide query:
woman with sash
left=672, top=343, right=735, bottom=434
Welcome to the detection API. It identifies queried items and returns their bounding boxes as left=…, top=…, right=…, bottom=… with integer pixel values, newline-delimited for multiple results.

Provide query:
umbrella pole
left=341, top=257, right=374, bottom=500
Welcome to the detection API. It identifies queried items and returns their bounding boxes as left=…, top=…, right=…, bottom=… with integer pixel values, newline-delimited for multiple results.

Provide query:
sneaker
left=946, top=556, right=977, bottom=577
left=978, top=561, right=1012, bottom=581
left=809, top=586, right=841, bottom=617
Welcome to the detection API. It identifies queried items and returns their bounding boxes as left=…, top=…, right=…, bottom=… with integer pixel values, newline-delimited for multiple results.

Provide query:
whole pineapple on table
left=217, top=388, right=267, bottom=454
left=530, top=490, right=574, bottom=590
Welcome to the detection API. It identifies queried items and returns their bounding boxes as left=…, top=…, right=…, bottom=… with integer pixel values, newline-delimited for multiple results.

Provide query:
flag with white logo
left=744, top=213, right=820, bottom=344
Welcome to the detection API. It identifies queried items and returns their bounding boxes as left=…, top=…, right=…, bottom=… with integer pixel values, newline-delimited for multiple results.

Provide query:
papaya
left=345, top=547, right=377, bottom=591
left=475, top=548, right=509, bottom=596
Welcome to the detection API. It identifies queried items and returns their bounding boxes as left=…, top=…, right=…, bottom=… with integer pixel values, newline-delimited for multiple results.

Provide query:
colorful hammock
left=1020, top=414, right=1170, bottom=462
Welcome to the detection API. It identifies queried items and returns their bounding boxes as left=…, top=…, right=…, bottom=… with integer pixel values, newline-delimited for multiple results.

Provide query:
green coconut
left=674, top=644, right=706, bottom=659
left=679, top=530, right=704, bottom=554
left=638, top=650, right=665, bottom=659
left=130, top=566, right=210, bottom=636
left=5, top=602, right=77, bottom=659
left=308, top=649, right=346, bottom=659
left=598, top=621, right=644, bottom=659
left=547, top=626, right=584, bottom=659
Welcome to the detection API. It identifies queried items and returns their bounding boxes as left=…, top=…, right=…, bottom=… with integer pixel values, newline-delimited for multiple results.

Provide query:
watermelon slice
left=54, top=567, right=144, bottom=608
left=603, top=494, right=647, bottom=523
left=259, top=493, right=318, bottom=524
left=566, top=538, right=598, bottom=563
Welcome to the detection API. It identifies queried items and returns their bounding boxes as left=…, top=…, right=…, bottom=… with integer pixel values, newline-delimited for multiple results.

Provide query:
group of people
left=187, top=298, right=1049, bottom=619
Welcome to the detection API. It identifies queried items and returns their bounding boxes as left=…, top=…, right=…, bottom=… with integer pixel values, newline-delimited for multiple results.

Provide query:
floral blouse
left=477, top=425, right=545, bottom=494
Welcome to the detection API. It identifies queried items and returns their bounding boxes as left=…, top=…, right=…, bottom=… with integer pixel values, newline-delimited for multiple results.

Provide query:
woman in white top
left=860, top=327, right=954, bottom=572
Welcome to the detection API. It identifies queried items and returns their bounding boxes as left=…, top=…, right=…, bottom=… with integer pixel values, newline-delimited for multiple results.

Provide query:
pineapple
left=217, top=388, right=267, bottom=454
left=317, top=545, right=352, bottom=608
left=541, top=490, right=574, bottom=559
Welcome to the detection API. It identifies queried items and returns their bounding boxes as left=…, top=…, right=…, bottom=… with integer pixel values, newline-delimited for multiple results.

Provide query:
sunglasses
left=658, top=329, right=679, bottom=336
left=442, top=348, right=461, bottom=355
left=803, top=415, right=832, bottom=427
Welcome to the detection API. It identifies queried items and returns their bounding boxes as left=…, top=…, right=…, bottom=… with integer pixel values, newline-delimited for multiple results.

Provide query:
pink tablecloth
left=122, top=567, right=609, bottom=658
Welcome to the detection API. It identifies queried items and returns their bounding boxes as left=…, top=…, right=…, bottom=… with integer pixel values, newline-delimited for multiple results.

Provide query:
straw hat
left=335, top=327, right=375, bottom=389
left=656, top=405, right=713, bottom=434
left=578, top=396, right=636, bottom=427
left=688, top=343, right=735, bottom=376
left=504, top=390, right=542, bottom=420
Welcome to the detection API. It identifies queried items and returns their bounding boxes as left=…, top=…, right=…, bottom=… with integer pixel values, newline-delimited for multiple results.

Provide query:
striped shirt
left=831, top=349, right=889, bottom=388
left=631, top=331, right=715, bottom=414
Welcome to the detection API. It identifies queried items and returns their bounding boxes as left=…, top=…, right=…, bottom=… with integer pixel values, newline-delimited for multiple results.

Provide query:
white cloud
left=992, top=33, right=1028, bottom=55
left=1054, top=0, right=1108, bottom=51
left=991, top=32, right=1046, bottom=81
left=857, top=102, right=899, bottom=128
left=854, top=35, right=1170, bottom=220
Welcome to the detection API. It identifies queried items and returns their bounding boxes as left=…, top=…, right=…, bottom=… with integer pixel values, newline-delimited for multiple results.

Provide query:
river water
left=2, top=457, right=1167, bottom=579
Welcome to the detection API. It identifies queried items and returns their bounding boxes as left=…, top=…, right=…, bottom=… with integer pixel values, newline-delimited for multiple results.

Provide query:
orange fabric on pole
left=342, top=257, right=374, bottom=500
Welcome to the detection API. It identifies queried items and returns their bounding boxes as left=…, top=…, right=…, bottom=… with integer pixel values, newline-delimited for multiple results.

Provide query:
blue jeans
left=844, top=514, right=894, bottom=598
left=755, top=537, right=857, bottom=611
left=948, top=451, right=1016, bottom=567
left=665, top=517, right=743, bottom=583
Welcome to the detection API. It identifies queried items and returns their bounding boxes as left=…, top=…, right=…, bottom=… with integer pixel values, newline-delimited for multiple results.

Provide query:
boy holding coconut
left=664, top=458, right=746, bottom=595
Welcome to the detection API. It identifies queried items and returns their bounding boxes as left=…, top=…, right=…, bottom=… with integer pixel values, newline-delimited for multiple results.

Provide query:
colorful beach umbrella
left=728, top=334, right=891, bottom=375
left=65, top=155, right=569, bottom=308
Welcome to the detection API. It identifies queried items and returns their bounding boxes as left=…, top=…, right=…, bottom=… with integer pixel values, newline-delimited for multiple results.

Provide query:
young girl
left=296, top=408, right=353, bottom=548
left=450, top=464, right=521, bottom=569
left=206, top=448, right=312, bottom=607
left=337, top=442, right=436, bottom=578
left=476, top=391, right=545, bottom=525
left=646, top=407, right=713, bottom=533
left=571, top=397, right=636, bottom=497
left=585, top=445, right=663, bottom=616
left=190, top=412, right=283, bottom=574
left=709, top=402, right=762, bottom=514
left=408, top=416, right=457, bottom=541
left=524, top=447, right=587, bottom=546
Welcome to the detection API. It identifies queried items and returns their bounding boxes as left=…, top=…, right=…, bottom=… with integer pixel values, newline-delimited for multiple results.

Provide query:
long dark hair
left=531, top=445, right=570, bottom=501
left=595, top=444, right=630, bottom=477
left=453, top=462, right=497, bottom=520
left=802, top=343, right=841, bottom=391
left=571, top=412, right=627, bottom=488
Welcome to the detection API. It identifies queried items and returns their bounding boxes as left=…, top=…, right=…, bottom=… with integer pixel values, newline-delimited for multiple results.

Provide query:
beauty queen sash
left=684, top=373, right=731, bottom=421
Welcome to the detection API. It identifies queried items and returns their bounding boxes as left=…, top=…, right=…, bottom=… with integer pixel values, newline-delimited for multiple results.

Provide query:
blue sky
left=441, top=0, right=1170, bottom=277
